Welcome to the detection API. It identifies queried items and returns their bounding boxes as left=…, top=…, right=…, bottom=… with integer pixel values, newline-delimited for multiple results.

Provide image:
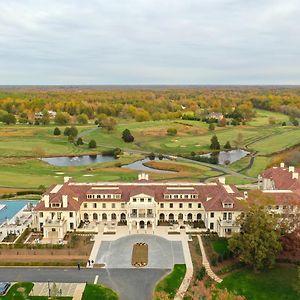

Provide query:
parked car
left=0, top=282, right=11, bottom=295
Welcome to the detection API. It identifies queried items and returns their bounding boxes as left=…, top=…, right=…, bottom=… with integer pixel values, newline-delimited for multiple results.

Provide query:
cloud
left=0, top=0, right=299, bottom=84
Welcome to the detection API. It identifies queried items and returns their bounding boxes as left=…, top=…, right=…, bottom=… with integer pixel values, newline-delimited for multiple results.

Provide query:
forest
left=0, top=86, right=300, bottom=125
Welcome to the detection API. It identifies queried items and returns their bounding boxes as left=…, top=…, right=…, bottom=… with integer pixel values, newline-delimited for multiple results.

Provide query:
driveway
left=95, top=234, right=185, bottom=268
left=0, top=267, right=169, bottom=300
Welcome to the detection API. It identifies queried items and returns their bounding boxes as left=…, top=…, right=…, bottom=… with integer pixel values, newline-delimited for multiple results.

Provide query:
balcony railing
left=218, top=219, right=234, bottom=226
left=130, top=213, right=155, bottom=218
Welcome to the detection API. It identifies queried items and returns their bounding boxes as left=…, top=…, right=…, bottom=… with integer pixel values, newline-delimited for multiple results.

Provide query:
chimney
left=145, top=174, right=149, bottom=181
left=62, top=195, right=68, bottom=208
left=280, top=162, right=285, bottom=168
left=218, top=176, right=226, bottom=185
left=44, top=195, right=50, bottom=208
left=64, top=176, right=72, bottom=183
left=138, top=173, right=142, bottom=181
left=292, top=173, right=299, bottom=180
left=289, top=166, right=295, bottom=173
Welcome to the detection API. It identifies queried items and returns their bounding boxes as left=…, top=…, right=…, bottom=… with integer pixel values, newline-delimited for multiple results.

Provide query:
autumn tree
left=54, top=112, right=71, bottom=125
left=77, top=113, right=88, bottom=125
left=229, top=191, right=282, bottom=271
left=101, top=117, right=117, bottom=132
left=2, top=113, right=16, bottom=125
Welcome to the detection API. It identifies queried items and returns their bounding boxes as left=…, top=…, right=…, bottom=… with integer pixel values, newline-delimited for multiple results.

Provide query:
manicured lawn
left=218, top=264, right=299, bottom=300
left=212, top=238, right=230, bottom=256
left=155, top=264, right=186, bottom=299
left=0, top=282, right=71, bottom=300
left=0, top=125, right=94, bottom=157
left=81, top=283, right=119, bottom=300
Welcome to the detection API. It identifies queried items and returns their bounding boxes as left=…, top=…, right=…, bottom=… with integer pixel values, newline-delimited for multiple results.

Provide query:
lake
left=201, top=149, right=250, bottom=165
left=41, top=155, right=116, bottom=167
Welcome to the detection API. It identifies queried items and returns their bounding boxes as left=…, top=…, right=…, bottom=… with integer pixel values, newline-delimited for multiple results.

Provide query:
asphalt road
left=0, top=267, right=169, bottom=300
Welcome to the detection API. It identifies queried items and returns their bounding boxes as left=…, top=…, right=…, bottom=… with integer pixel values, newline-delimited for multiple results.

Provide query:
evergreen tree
left=122, top=129, right=134, bottom=142
left=224, top=141, right=232, bottom=149
left=210, top=135, right=220, bottom=150
left=76, top=137, right=84, bottom=145
left=53, top=127, right=61, bottom=136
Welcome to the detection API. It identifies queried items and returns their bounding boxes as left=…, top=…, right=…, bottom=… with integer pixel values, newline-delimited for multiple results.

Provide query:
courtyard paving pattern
left=95, top=234, right=185, bottom=269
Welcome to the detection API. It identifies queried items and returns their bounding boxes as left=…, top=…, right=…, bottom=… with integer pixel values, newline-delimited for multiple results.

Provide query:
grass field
left=0, top=109, right=299, bottom=188
left=218, top=264, right=298, bottom=300
left=81, top=283, right=119, bottom=300
left=155, top=264, right=186, bottom=299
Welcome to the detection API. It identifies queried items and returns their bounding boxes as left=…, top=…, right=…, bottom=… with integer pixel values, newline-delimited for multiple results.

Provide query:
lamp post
left=48, top=280, right=51, bottom=297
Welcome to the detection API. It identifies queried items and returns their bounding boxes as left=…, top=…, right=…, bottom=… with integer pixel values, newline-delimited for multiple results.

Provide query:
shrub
left=196, top=266, right=206, bottom=280
left=149, top=152, right=155, bottom=160
left=211, top=255, right=218, bottom=266
left=122, top=129, right=134, bottom=142
left=208, top=123, right=215, bottom=131
left=167, top=128, right=177, bottom=136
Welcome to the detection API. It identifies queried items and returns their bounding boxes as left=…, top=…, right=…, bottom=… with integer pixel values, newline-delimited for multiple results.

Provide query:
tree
left=210, top=135, right=220, bottom=150
left=54, top=112, right=71, bottom=125
left=2, top=113, right=16, bottom=125
left=224, top=141, right=232, bottom=150
left=122, top=129, right=134, bottom=142
left=233, top=133, right=244, bottom=149
left=101, top=117, right=117, bottom=131
left=208, top=123, right=215, bottom=131
left=64, top=127, right=71, bottom=136
left=69, top=126, right=78, bottom=138
left=76, top=137, right=84, bottom=145
left=149, top=152, right=155, bottom=160
left=40, top=111, right=50, bottom=125
left=229, top=193, right=282, bottom=271
left=77, top=113, right=88, bottom=125
left=88, top=139, right=97, bottom=148
left=167, top=128, right=177, bottom=136
left=53, top=127, right=61, bottom=136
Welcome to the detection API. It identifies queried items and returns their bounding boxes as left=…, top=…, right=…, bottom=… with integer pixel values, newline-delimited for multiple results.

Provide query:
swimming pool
left=0, top=200, right=37, bottom=224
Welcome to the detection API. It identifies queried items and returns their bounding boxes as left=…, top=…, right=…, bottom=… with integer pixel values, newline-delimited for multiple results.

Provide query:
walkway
left=174, top=234, right=193, bottom=300
left=197, top=235, right=222, bottom=283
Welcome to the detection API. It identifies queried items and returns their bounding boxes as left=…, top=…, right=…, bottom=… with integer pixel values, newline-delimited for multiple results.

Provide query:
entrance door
left=139, top=220, right=145, bottom=229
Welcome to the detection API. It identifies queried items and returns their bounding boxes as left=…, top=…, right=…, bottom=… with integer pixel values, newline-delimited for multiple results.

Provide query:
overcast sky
left=0, top=0, right=299, bottom=85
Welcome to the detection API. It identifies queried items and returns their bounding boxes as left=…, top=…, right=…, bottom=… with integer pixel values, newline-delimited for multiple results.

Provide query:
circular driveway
left=95, top=234, right=185, bottom=269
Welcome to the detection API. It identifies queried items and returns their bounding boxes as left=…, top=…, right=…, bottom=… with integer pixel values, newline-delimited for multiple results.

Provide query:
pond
left=122, top=158, right=175, bottom=173
left=201, top=149, right=250, bottom=165
left=0, top=200, right=37, bottom=224
left=41, top=155, right=116, bottom=167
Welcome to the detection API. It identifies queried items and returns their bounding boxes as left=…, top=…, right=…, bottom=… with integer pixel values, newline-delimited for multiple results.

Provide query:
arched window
left=169, top=213, right=174, bottom=220
left=83, top=213, right=89, bottom=220
left=159, top=213, right=165, bottom=220
left=187, top=213, right=193, bottom=220
left=197, top=213, right=202, bottom=220
left=120, top=213, right=126, bottom=220
left=111, top=213, right=117, bottom=220
left=178, top=213, right=183, bottom=220
left=93, top=213, right=98, bottom=220
left=102, top=213, right=107, bottom=220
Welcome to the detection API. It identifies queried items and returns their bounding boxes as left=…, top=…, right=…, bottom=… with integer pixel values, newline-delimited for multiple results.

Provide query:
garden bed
left=132, top=242, right=148, bottom=267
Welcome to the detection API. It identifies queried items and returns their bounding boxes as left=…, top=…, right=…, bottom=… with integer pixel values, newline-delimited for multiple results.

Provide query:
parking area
left=95, top=234, right=185, bottom=269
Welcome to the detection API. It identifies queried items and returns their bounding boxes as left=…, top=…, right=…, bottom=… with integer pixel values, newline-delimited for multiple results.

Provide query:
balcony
left=218, top=219, right=234, bottom=226
left=130, top=213, right=155, bottom=218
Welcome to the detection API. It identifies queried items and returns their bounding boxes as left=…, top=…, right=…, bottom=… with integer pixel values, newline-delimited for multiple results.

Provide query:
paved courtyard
left=95, top=234, right=185, bottom=268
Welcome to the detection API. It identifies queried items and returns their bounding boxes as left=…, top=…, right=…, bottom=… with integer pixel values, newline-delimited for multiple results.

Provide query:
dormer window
left=51, top=203, right=60, bottom=208
left=223, top=203, right=233, bottom=208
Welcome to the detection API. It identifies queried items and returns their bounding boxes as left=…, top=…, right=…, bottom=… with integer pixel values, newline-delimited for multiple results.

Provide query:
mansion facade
left=33, top=163, right=300, bottom=241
